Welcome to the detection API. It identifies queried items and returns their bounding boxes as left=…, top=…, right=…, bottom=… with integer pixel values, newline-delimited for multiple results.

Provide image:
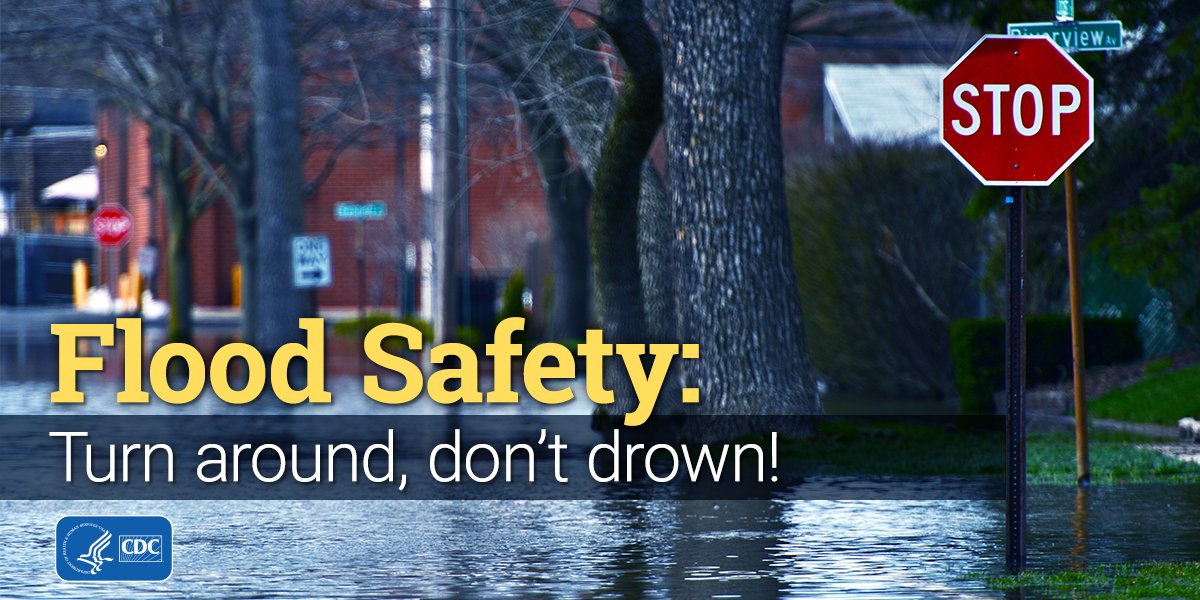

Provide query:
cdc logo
left=56, top=516, right=172, bottom=581
left=119, top=535, right=163, bottom=562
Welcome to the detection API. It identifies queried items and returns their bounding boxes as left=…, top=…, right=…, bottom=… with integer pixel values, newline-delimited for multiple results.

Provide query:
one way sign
left=292, top=235, right=332, bottom=288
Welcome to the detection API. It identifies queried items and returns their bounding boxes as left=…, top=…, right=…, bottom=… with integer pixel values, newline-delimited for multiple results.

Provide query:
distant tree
left=1093, top=2, right=1200, bottom=343
left=3, top=0, right=411, bottom=345
left=483, top=45, right=594, bottom=341
left=2, top=0, right=250, bottom=343
left=476, top=0, right=677, bottom=411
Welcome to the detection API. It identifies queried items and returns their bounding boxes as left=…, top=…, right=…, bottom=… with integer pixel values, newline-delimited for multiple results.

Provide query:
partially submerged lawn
left=984, top=561, right=1200, bottom=598
left=1090, top=365, right=1200, bottom=426
left=778, top=421, right=1200, bottom=484
left=1027, top=432, right=1200, bottom=484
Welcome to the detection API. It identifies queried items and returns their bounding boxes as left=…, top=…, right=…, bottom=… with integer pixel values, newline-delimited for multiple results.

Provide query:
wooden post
left=232, top=264, right=242, bottom=308
left=1065, top=166, right=1090, bottom=485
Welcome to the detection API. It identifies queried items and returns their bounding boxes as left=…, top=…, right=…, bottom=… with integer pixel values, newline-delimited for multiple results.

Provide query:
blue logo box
left=56, top=516, right=172, bottom=581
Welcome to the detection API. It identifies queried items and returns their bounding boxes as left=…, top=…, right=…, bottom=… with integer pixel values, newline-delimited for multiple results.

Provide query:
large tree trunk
left=661, top=0, right=821, bottom=414
left=588, top=0, right=665, bottom=412
left=591, top=0, right=660, bottom=345
left=248, top=0, right=311, bottom=349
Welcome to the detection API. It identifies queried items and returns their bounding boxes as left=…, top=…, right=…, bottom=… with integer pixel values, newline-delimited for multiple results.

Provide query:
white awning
left=40, top=166, right=98, bottom=203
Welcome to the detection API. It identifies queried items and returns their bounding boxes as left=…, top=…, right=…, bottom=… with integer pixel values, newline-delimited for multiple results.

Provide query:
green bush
left=332, top=312, right=433, bottom=346
left=455, top=325, right=483, bottom=350
left=950, top=315, right=1142, bottom=413
left=333, top=312, right=399, bottom=337
left=399, top=314, right=435, bottom=343
left=498, top=270, right=526, bottom=321
left=497, top=270, right=527, bottom=346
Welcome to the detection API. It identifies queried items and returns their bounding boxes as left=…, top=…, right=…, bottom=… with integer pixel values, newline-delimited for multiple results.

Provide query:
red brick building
left=95, top=100, right=546, bottom=311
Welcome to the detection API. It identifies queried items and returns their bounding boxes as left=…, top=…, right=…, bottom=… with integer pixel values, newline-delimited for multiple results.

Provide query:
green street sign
left=1055, top=0, right=1074, bottom=22
left=334, top=201, right=388, bottom=221
left=1006, top=21, right=1123, bottom=52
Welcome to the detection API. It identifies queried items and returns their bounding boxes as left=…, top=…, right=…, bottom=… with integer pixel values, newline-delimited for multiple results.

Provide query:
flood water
left=2, top=324, right=1198, bottom=598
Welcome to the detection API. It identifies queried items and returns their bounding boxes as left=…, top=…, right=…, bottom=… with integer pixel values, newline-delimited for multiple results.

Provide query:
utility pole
left=432, top=0, right=464, bottom=344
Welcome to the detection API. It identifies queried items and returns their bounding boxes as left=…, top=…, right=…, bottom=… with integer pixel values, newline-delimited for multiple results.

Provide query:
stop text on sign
left=940, top=36, right=1094, bottom=186
left=950, top=83, right=1081, bottom=137
left=93, top=216, right=131, bottom=237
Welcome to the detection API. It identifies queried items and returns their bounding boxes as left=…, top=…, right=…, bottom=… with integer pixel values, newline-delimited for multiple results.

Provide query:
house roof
left=824, top=63, right=944, bottom=143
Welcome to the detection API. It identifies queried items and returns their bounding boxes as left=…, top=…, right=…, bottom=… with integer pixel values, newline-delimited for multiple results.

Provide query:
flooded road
left=2, top=326, right=1198, bottom=598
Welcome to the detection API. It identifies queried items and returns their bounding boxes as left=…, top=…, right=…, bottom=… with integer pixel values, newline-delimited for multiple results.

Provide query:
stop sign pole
left=941, top=34, right=1094, bottom=575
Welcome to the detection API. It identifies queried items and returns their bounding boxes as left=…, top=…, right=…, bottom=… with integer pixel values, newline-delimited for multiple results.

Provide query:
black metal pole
left=1005, top=186, right=1027, bottom=574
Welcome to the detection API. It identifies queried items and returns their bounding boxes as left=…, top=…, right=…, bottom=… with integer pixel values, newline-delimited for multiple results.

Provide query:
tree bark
left=661, top=0, right=821, bottom=414
left=249, top=0, right=311, bottom=348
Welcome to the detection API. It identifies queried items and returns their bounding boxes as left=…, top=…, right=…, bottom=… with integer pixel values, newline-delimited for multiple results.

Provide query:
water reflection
left=1069, top=487, right=1089, bottom=571
left=8, top=490, right=1193, bottom=598
left=0, top=499, right=1003, bottom=599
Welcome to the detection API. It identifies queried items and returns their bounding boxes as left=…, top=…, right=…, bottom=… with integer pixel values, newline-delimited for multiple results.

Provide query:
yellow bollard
left=232, top=263, right=242, bottom=307
left=130, top=260, right=142, bottom=312
left=72, top=260, right=89, bottom=308
left=118, top=273, right=131, bottom=312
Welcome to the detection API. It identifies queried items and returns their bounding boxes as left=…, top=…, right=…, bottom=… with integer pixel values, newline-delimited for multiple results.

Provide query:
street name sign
left=334, top=201, right=387, bottom=221
left=1006, top=21, right=1122, bottom=52
left=292, top=235, right=332, bottom=288
left=92, top=203, right=133, bottom=248
left=941, top=36, right=1094, bottom=186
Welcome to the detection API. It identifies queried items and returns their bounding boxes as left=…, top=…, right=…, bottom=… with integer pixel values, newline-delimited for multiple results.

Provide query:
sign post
left=334, top=202, right=388, bottom=342
left=1005, top=187, right=1027, bottom=574
left=91, top=203, right=133, bottom=311
left=941, top=35, right=1094, bottom=574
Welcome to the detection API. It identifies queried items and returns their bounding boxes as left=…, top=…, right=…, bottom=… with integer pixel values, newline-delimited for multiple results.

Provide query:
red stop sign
left=92, top=203, right=133, bottom=248
left=941, top=35, right=1093, bottom=186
